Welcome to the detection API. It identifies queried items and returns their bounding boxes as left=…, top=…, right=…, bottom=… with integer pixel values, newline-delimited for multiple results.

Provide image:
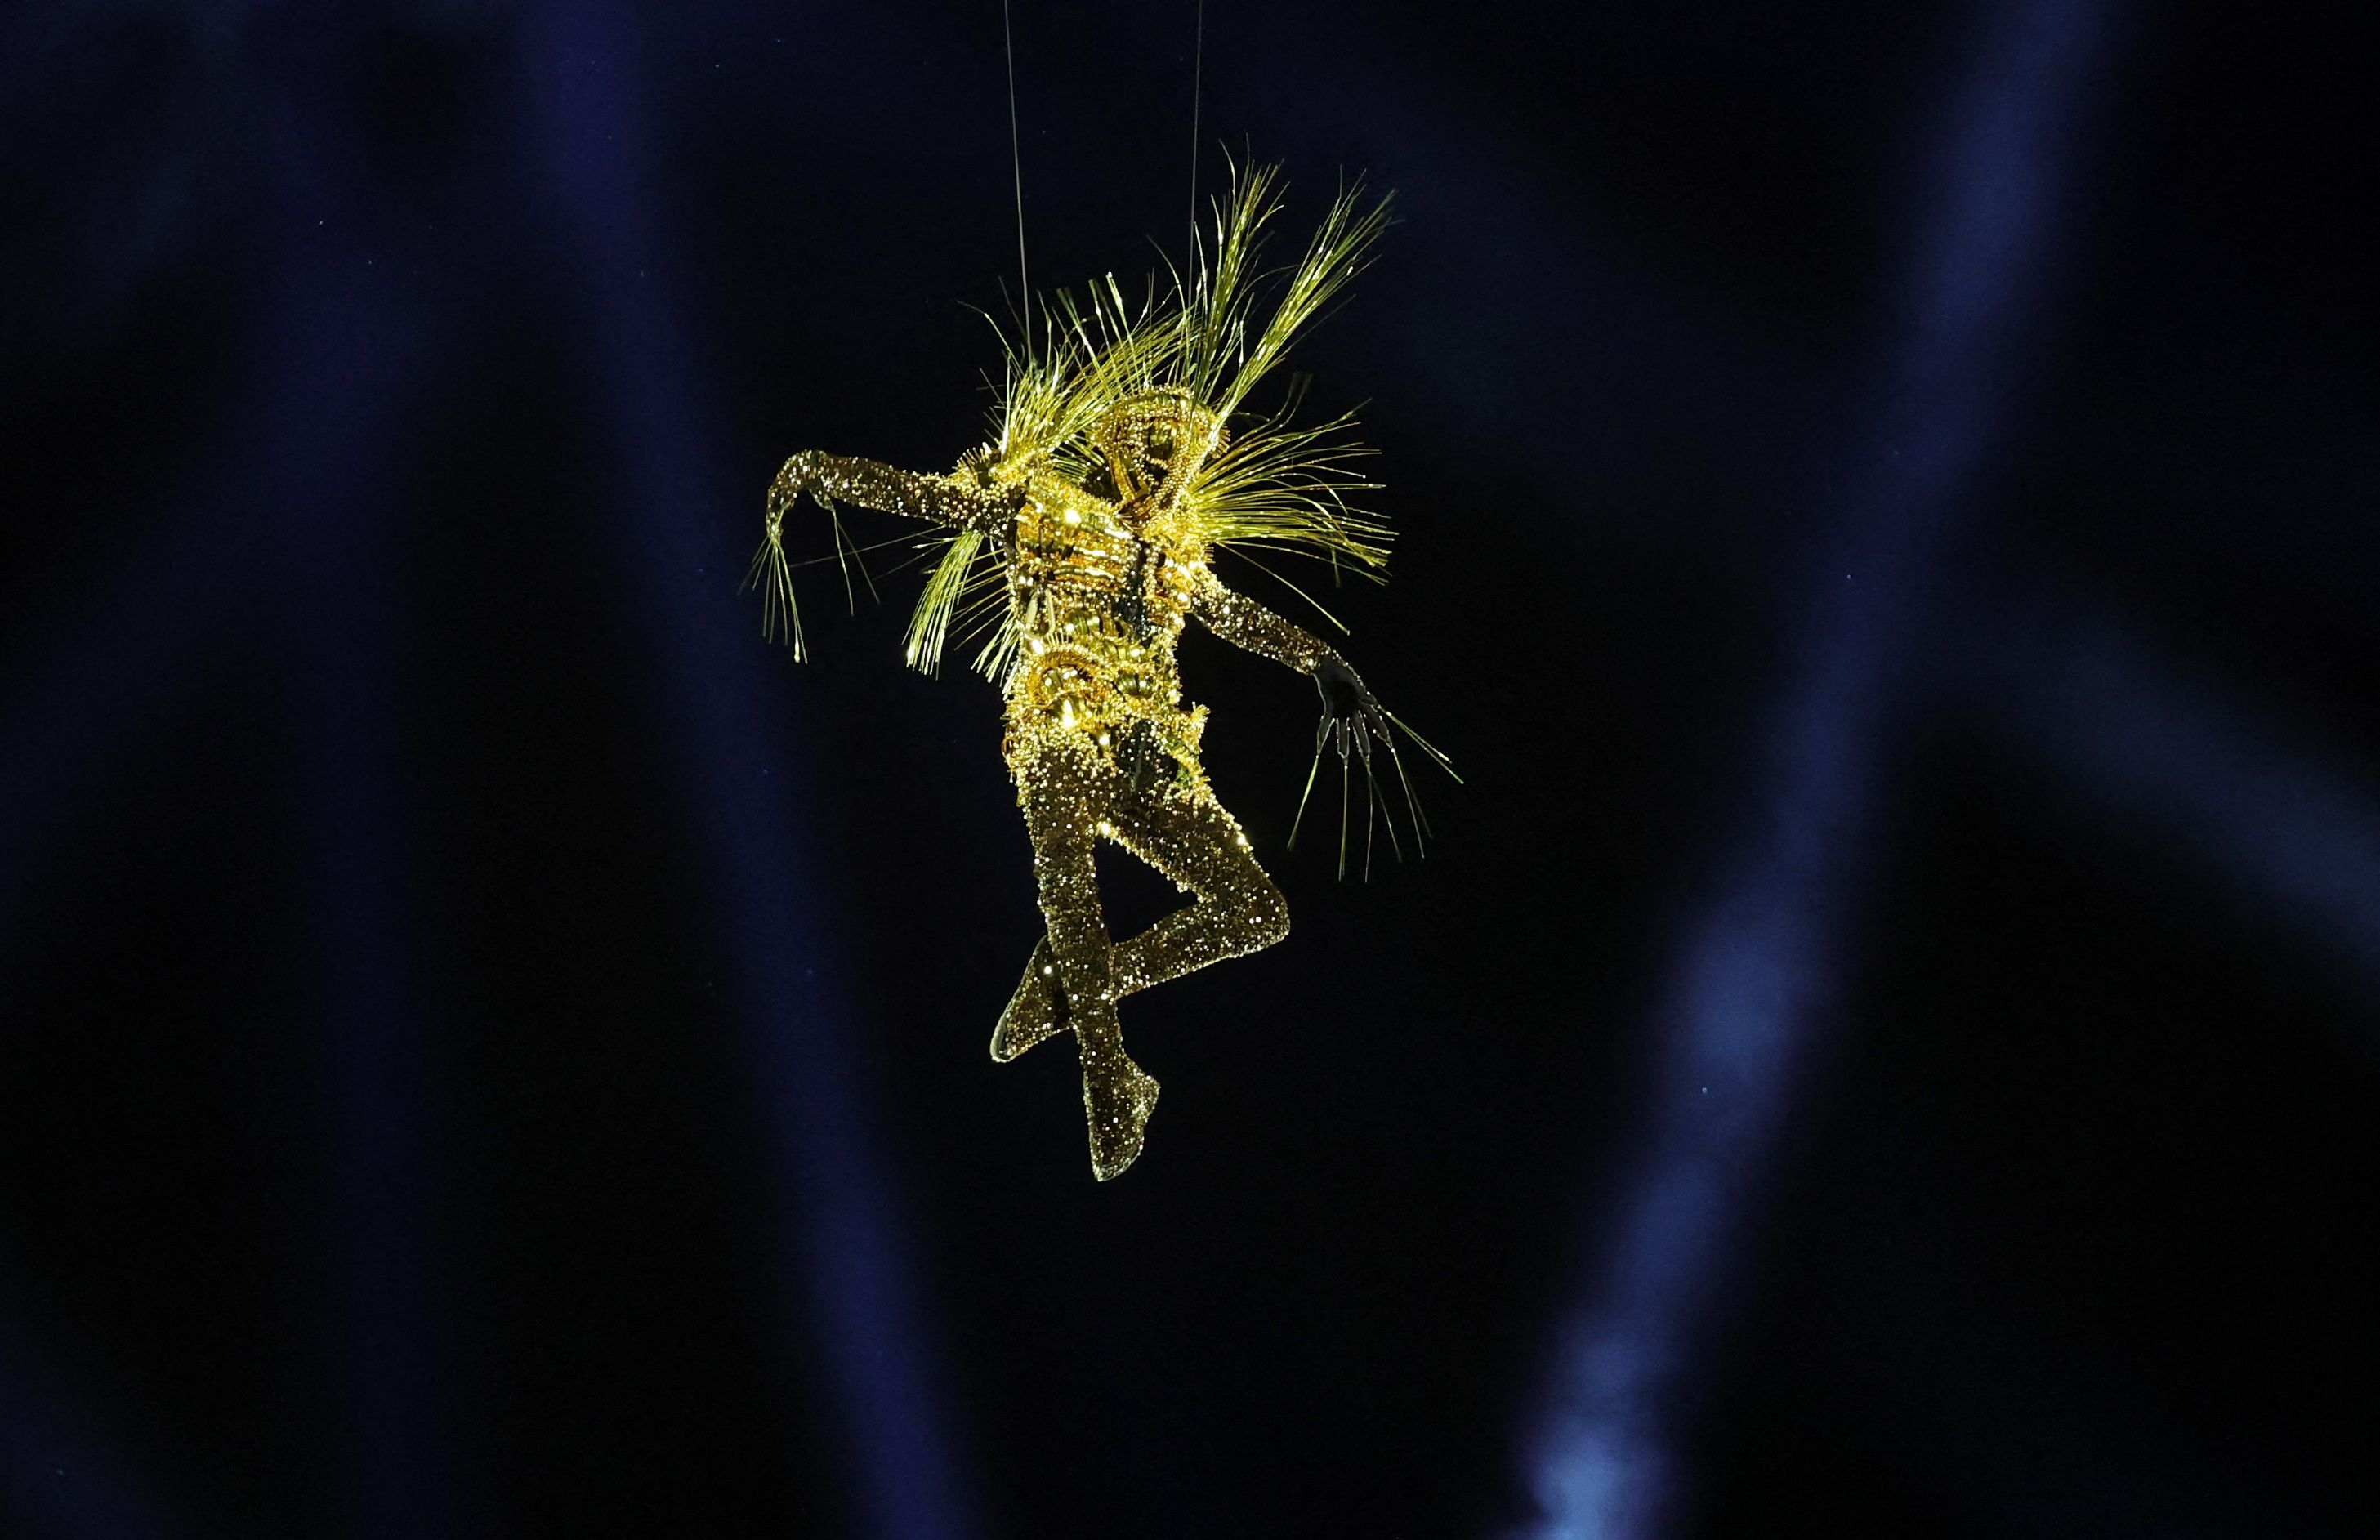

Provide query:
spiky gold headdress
left=904, top=162, right=1395, bottom=678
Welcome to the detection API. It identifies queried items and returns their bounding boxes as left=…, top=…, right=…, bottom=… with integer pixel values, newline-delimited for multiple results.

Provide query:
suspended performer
left=752, top=165, right=1449, bottom=1180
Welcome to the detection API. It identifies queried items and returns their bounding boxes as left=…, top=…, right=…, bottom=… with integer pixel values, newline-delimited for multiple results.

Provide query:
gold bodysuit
left=754, top=164, right=1434, bottom=1180
left=766, top=443, right=1343, bottom=1179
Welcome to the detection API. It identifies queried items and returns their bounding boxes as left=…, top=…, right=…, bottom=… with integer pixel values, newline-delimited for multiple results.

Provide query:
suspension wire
left=1189, top=0, right=1204, bottom=257
left=998, top=2, right=1208, bottom=338
left=1002, top=0, right=1029, bottom=340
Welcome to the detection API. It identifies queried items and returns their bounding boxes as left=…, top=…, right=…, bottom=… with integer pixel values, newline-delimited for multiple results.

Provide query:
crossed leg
left=1006, top=739, right=1159, bottom=1180
left=993, top=753, right=1290, bottom=1179
left=1106, top=775, right=1290, bottom=995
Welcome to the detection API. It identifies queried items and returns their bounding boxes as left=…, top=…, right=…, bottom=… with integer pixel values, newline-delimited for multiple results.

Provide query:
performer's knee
left=1242, top=876, right=1290, bottom=953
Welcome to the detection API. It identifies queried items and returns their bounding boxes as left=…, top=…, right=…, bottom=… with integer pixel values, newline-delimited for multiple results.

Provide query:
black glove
left=1311, top=654, right=1393, bottom=770
left=1312, top=654, right=1371, bottom=720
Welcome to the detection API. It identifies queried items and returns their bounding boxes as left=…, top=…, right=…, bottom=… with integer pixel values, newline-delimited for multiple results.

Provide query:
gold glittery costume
left=753, top=167, right=1447, bottom=1180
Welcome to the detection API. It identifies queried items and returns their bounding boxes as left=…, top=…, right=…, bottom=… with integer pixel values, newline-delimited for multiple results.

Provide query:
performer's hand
left=1313, top=655, right=1369, bottom=718
left=1292, top=651, right=1456, bottom=879
left=1311, top=655, right=1391, bottom=762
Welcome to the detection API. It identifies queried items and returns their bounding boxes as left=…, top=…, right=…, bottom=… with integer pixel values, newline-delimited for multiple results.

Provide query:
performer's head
left=1092, top=391, right=1222, bottom=513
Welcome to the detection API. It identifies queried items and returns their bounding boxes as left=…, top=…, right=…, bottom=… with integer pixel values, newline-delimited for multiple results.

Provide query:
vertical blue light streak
left=1518, top=4, right=2119, bottom=1533
left=2, top=20, right=450, bottom=1530
left=252, top=21, right=452, bottom=1532
left=265, top=283, right=449, bottom=1540
left=520, top=9, right=975, bottom=1538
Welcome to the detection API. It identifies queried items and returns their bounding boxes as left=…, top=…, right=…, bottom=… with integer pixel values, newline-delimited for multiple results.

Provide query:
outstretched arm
left=767, top=449, right=1019, bottom=535
left=1192, top=568, right=1455, bottom=873
left=1190, top=569, right=1382, bottom=724
left=1190, top=567, right=1344, bottom=675
left=754, top=449, right=1018, bottom=656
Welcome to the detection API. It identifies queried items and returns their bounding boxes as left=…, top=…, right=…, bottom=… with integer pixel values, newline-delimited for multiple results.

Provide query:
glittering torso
left=1001, top=474, right=1214, bottom=793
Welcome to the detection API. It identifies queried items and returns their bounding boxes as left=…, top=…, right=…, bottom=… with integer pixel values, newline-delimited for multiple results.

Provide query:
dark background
left=3, top=2, right=2375, bottom=1537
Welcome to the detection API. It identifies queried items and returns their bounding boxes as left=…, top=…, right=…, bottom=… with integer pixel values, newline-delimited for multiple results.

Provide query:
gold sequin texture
left=752, top=166, right=1445, bottom=1179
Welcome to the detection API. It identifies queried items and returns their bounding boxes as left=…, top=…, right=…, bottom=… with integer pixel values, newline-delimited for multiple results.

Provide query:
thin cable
left=1189, top=0, right=1204, bottom=252
left=1002, top=0, right=1029, bottom=337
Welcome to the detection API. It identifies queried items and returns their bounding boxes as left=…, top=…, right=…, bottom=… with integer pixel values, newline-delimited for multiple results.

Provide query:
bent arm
left=769, top=449, right=1017, bottom=534
left=1190, top=569, right=1345, bottom=676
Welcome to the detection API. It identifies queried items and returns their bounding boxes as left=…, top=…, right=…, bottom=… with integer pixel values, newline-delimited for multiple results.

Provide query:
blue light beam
left=3, top=18, right=453, bottom=1532
left=252, top=19, right=456, bottom=1531
left=521, top=8, right=977, bottom=1539
left=1971, top=605, right=2380, bottom=1015
left=1516, top=3, right=2123, bottom=1534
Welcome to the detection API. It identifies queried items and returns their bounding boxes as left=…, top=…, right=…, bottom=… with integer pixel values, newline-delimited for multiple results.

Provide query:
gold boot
left=1080, top=1028, right=1161, bottom=1181
left=989, top=936, right=1068, bottom=1062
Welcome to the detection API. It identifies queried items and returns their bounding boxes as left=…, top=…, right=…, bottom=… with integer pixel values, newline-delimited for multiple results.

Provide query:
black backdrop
left=4, top=2, right=2375, bottom=1537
